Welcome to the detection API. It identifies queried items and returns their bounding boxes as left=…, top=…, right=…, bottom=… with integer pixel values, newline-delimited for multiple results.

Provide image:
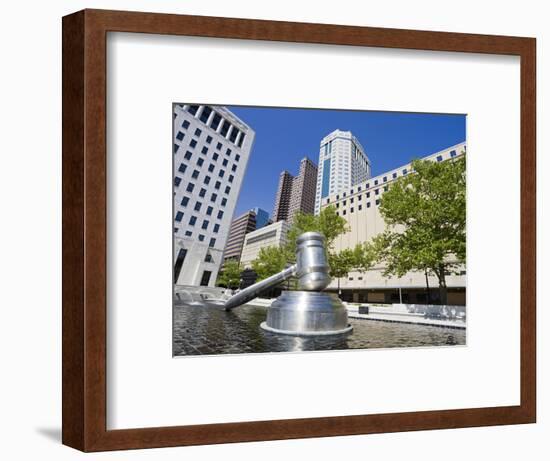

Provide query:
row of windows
left=325, top=148, right=461, bottom=205
left=174, top=176, right=233, bottom=197
left=183, top=105, right=247, bottom=148
left=174, top=224, right=218, bottom=247
left=334, top=186, right=388, bottom=207
left=177, top=193, right=228, bottom=212
left=335, top=199, right=380, bottom=215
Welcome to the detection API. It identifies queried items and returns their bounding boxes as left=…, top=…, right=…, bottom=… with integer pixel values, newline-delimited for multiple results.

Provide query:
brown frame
left=62, top=8, right=536, bottom=452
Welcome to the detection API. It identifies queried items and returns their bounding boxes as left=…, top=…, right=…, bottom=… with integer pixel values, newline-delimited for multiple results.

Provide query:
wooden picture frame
left=62, top=9, right=536, bottom=452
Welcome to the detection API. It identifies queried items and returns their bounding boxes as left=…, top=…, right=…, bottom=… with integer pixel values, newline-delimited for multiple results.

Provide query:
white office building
left=173, top=104, right=255, bottom=287
left=240, top=220, right=290, bottom=269
left=314, top=129, right=371, bottom=215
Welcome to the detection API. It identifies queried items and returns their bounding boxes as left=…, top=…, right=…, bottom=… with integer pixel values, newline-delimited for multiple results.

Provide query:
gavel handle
left=223, top=265, right=296, bottom=311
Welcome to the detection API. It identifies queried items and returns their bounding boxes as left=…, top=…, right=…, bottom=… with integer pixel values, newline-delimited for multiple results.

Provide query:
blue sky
left=228, top=106, right=466, bottom=217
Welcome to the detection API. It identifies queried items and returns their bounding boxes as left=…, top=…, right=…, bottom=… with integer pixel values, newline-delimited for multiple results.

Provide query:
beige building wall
left=321, top=142, right=466, bottom=292
left=240, top=220, right=290, bottom=268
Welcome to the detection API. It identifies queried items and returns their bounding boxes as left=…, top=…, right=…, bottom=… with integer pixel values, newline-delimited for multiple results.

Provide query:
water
left=173, top=304, right=465, bottom=356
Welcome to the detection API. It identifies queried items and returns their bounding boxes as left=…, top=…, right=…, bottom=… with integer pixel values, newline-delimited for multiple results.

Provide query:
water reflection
left=173, top=304, right=465, bottom=356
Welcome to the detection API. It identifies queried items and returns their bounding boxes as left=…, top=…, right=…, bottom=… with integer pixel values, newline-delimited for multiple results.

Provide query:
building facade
left=173, top=104, right=255, bottom=287
left=314, top=129, right=371, bottom=215
left=223, top=207, right=270, bottom=263
left=272, top=157, right=318, bottom=224
left=240, top=220, right=290, bottom=268
left=320, top=142, right=467, bottom=304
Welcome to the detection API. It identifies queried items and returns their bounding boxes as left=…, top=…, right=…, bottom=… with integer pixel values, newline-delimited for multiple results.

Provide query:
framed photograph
left=62, top=9, right=536, bottom=451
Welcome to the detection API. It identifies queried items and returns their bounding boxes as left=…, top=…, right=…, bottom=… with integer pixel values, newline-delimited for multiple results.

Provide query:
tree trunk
left=338, top=278, right=341, bottom=296
left=437, top=264, right=448, bottom=305
left=424, top=269, right=431, bottom=304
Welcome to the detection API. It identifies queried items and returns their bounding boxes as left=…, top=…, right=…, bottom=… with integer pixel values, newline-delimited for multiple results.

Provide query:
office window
left=343, top=200, right=347, bottom=206
left=185, top=230, right=192, bottom=237
left=358, top=194, right=362, bottom=200
left=358, top=204, right=362, bottom=211
left=228, top=175, right=234, bottom=183
left=199, top=188, right=206, bottom=198
left=174, top=177, right=181, bottom=187
left=221, top=198, right=227, bottom=206
left=350, top=207, right=354, bottom=213
left=194, top=128, right=202, bottom=137
left=229, top=127, right=239, bottom=143
left=374, top=180, right=378, bottom=185
left=189, top=139, right=197, bottom=148
left=201, top=146, right=208, bottom=155
left=202, top=220, right=209, bottom=230
left=173, top=144, right=179, bottom=153
left=204, top=176, right=211, bottom=185
left=180, top=196, right=189, bottom=207
left=383, top=176, right=387, bottom=182
left=225, top=148, right=232, bottom=157
left=222, top=159, right=228, bottom=166
left=199, top=106, right=212, bottom=123
left=191, top=170, right=199, bottom=179
left=350, top=189, right=354, bottom=194
left=365, top=183, right=369, bottom=189
left=174, top=227, right=178, bottom=233
left=375, top=189, right=379, bottom=195
left=436, top=155, right=443, bottom=162
left=206, top=135, right=213, bottom=144
left=198, top=234, right=205, bottom=242
left=376, top=199, right=380, bottom=205
left=215, top=181, right=221, bottom=190
left=206, top=206, right=213, bottom=216
left=336, top=203, right=339, bottom=208
left=184, top=151, right=192, bottom=160
left=384, top=186, right=388, bottom=192
left=220, top=120, right=231, bottom=137
left=231, top=164, right=237, bottom=172
left=343, top=210, right=347, bottom=215
left=225, top=186, right=231, bottom=194
left=209, top=238, right=216, bottom=248
left=189, top=216, right=197, bottom=226
left=450, top=150, right=457, bottom=158
left=196, top=157, right=204, bottom=167
left=211, top=193, right=217, bottom=202
left=217, top=210, right=224, bottom=219
left=181, top=120, right=190, bottom=129
left=194, top=202, right=202, bottom=211
left=238, top=133, right=245, bottom=148
left=208, top=164, right=215, bottom=172
left=175, top=211, right=184, bottom=222
left=211, top=113, right=222, bottom=131
left=358, top=186, right=362, bottom=192
left=213, top=224, right=220, bottom=233
left=216, top=141, right=222, bottom=150
left=235, top=154, right=240, bottom=162
left=176, top=131, right=184, bottom=141
left=187, top=105, right=199, bottom=115
left=336, top=194, right=339, bottom=200
left=218, top=170, right=225, bottom=178
left=402, top=168, right=408, bottom=175
left=367, top=202, right=371, bottom=208
left=204, top=253, right=213, bottom=263
left=393, top=172, right=397, bottom=179
left=213, top=153, right=219, bottom=161
left=186, top=183, right=195, bottom=192
left=350, top=197, right=354, bottom=203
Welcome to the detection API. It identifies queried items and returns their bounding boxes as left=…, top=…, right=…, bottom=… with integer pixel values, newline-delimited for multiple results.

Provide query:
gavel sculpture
left=223, top=232, right=352, bottom=336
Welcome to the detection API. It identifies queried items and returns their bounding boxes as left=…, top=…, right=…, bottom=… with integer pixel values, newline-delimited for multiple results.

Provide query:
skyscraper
left=173, top=104, right=255, bottom=287
left=314, top=129, right=371, bottom=215
left=272, top=157, right=318, bottom=224
left=223, top=207, right=270, bottom=263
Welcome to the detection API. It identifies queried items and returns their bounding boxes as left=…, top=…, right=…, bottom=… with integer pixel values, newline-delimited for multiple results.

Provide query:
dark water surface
left=173, top=304, right=466, bottom=356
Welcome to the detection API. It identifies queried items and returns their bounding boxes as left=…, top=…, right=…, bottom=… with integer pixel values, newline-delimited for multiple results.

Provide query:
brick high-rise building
left=272, top=157, right=318, bottom=224
left=223, top=207, right=270, bottom=263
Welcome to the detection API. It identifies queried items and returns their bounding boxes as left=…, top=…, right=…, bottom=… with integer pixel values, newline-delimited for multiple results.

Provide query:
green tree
left=376, top=155, right=466, bottom=304
left=285, top=206, right=349, bottom=259
left=216, top=260, right=242, bottom=289
left=251, top=245, right=288, bottom=281
left=329, top=249, right=355, bottom=294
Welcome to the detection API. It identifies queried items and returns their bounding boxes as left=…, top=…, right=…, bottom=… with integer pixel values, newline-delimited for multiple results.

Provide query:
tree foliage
left=216, top=260, right=242, bottom=289
left=251, top=245, right=288, bottom=281
left=376, top=155, right=466, bottom=303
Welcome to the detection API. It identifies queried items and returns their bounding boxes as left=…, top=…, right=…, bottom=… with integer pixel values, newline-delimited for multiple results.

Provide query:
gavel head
left=295, top=232, right=332, bottom=291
